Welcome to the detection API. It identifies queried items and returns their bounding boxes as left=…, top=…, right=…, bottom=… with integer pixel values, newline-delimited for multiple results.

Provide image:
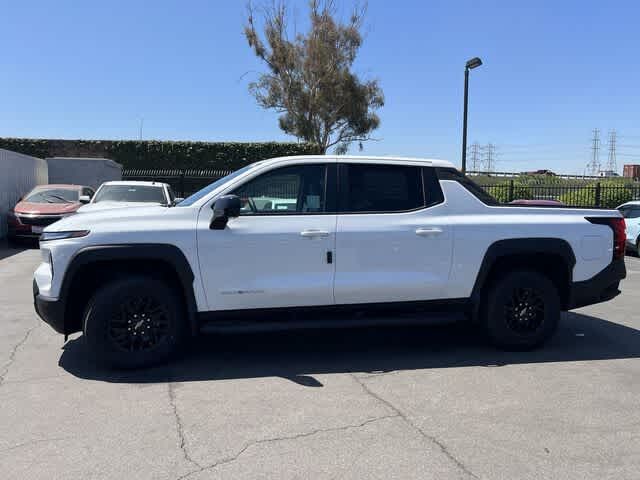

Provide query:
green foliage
left=558, top=181, right=633, bottom=208
left=484, top=180, right=532, bottom=203
left=474, top=174, right=639, bottom=207
left=244, top=0, right=384, bottom=154
left=0, top=138, right=321, bottom=170
left=557, top=187, right=596, bottom=207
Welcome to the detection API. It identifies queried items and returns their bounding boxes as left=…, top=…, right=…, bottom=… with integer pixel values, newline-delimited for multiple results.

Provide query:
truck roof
left=259, top=155, right=456, bottom=169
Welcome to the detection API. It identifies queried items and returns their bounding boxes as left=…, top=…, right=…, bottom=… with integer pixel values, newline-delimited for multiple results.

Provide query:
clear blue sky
left=2, top=0, right=640, bottom=174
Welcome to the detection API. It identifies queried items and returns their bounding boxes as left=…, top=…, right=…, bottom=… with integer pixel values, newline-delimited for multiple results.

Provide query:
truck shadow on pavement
left=59, top=312, right=640, bottom=386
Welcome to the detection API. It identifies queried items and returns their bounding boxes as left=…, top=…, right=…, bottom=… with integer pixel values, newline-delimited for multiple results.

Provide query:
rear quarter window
left=435, top=168, right=500, bottom=205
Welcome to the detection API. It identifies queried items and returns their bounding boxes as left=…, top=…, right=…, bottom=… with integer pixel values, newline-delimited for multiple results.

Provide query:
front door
left=197, top=162, right=337, bottom=311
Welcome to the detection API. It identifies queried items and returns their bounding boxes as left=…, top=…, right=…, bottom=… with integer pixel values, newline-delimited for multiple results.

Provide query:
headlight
left=41, top=248, right=53, bottom=276
left=40, top=230, right=90, bottom=242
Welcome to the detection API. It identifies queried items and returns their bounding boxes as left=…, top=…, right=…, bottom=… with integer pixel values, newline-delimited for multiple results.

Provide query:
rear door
left=333, top=163, right=453, bottom=305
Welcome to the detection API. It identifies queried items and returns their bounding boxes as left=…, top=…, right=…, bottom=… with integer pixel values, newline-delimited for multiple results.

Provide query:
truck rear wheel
left=483, top=270, right=560, bottom=350
left=83, top=275, right=186, bottom=369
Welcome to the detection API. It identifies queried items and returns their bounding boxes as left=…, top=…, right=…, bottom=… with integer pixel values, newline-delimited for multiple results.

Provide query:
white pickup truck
left=33, top=156, right=627, bottom=368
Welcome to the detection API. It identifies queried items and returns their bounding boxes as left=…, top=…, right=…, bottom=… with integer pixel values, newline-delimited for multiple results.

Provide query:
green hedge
left=558, top=181, right=633, bottom=208
left=0, top=138, right=322, bottom=170
left=484, top=180, right=533, bottom=203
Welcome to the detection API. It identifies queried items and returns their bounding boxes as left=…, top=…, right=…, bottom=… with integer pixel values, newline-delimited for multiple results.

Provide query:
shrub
left=0, top=138, right=322, bottom=170
left=559, top=181, right=633, bottom=208
left=484, top=181, right=532, bottom=203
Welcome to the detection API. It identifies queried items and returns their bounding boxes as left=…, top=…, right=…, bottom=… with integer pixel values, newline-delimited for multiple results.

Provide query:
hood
left=44, top=205, right=171, bottom=232
left=77, top=201, right=163, bottom=213
left=13, top=201, right=81, bottom=215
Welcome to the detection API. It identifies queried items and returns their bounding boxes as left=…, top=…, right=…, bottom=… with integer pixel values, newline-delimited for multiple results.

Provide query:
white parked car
left=33, top=156, right=626, bottom=368
left=617, top=201, right=640, bottom=254
left=77, top=181, right=179, bottom=213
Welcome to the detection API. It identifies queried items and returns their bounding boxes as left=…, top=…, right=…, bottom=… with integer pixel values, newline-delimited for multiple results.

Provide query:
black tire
left=483, top=270, right=560, bottom=350
left=83, top=275, right=187, bottom=369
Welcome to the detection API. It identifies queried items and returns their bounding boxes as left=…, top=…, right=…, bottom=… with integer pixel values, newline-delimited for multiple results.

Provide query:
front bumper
left=568, top=258, right=626, bottom=310
left=33, top=280, right=66, bottom=334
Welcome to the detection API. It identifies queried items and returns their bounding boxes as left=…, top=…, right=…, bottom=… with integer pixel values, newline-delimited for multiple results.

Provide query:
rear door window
left=338, top=164, right=424, bottom=213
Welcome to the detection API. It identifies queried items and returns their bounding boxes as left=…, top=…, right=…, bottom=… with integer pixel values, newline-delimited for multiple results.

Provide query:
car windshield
left=24, top=188, right=78, bottom=204
left=93, top=185, right=167, bottom=204
left=176, top=163, right=259, bottom=206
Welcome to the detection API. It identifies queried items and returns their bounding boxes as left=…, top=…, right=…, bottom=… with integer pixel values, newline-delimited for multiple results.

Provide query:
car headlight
left=41, top=247, right=53, bottom=276
left=40, top=230, right=90, bottom=242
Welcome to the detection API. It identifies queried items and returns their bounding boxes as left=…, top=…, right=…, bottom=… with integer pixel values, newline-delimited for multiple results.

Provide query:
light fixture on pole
left=461, top=57, right=483, bottom=173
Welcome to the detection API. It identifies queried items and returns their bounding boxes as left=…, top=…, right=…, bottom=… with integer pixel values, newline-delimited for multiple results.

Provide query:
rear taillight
left=587, top=217, right=626, bottom=260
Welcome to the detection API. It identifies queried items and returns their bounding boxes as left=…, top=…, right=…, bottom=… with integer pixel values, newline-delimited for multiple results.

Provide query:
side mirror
left=210, top=195, right=241, bottom=230
left=173, top=197, right=184, bottom=205
left=79, top=195, right=91, bottom=204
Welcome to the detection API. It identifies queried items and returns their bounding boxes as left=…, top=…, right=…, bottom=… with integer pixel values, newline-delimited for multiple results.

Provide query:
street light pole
left=461, top=57, right=482, bottom=174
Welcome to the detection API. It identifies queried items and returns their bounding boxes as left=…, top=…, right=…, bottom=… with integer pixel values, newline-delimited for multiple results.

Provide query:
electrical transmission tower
left=481, top=143, right=496, bottom=172
left=586, top=129, right=601, bottom=175
left=468, top=142, right=481, bottom=171
left=606, top=129, right=617, bottom=173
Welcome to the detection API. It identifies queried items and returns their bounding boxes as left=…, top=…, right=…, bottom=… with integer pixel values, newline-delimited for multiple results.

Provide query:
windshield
left=93, top=185, right=167, bottom=204
left=24, top=188, right=79, bottom=204
left=177, top=164, right=259, bottom=206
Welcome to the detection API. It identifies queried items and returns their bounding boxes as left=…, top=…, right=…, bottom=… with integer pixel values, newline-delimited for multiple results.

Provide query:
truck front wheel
left=483, top=270, right=560, bottom=350
left=82, top=275, right=186, bottom=369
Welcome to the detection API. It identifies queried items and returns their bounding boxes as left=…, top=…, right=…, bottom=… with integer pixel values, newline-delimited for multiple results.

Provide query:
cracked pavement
left=1, top=246, right=640, bottom=479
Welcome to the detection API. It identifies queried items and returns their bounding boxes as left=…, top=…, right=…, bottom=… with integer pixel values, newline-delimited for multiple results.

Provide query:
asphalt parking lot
left=0, top=245, right=639, bottom=480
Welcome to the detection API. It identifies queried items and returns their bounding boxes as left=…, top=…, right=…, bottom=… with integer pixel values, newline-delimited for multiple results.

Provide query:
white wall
left=46, top=157, right=122, bottom=189
left=0, top=149, right=48, bottom=238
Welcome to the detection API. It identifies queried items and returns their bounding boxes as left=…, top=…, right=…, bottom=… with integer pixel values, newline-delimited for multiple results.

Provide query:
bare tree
left=244, top=0, right=384, bottom=154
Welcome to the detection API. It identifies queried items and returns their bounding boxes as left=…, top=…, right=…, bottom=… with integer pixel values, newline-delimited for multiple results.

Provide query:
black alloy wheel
left=504, top=287, right=545, bottom=335
left=484, top=270, right=560, bottom=350
left=83, top=276, right=186, bottom=368
left=109, top=295, right=171, bottom=352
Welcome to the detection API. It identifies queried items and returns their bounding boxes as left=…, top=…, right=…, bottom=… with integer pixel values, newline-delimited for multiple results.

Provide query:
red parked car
left=7, top=184, right=94, bottom=243
left=509, top=199, right=565, bottom=206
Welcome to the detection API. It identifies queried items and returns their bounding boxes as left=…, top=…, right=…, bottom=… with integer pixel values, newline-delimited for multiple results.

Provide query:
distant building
left=623, top=164, right=640, bottom=180
left=598, top=170, right=619, bottom=178
left=522, top=169, right=557, bottom=176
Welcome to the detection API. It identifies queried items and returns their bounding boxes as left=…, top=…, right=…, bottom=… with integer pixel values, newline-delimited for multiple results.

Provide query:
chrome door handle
left=300, top=229, right=330, bottom=238
left=415, top=227, right=443, bottom=237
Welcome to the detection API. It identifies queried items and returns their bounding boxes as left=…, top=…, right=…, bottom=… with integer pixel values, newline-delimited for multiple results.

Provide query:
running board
left=199, top=311, right=466, bottom=335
